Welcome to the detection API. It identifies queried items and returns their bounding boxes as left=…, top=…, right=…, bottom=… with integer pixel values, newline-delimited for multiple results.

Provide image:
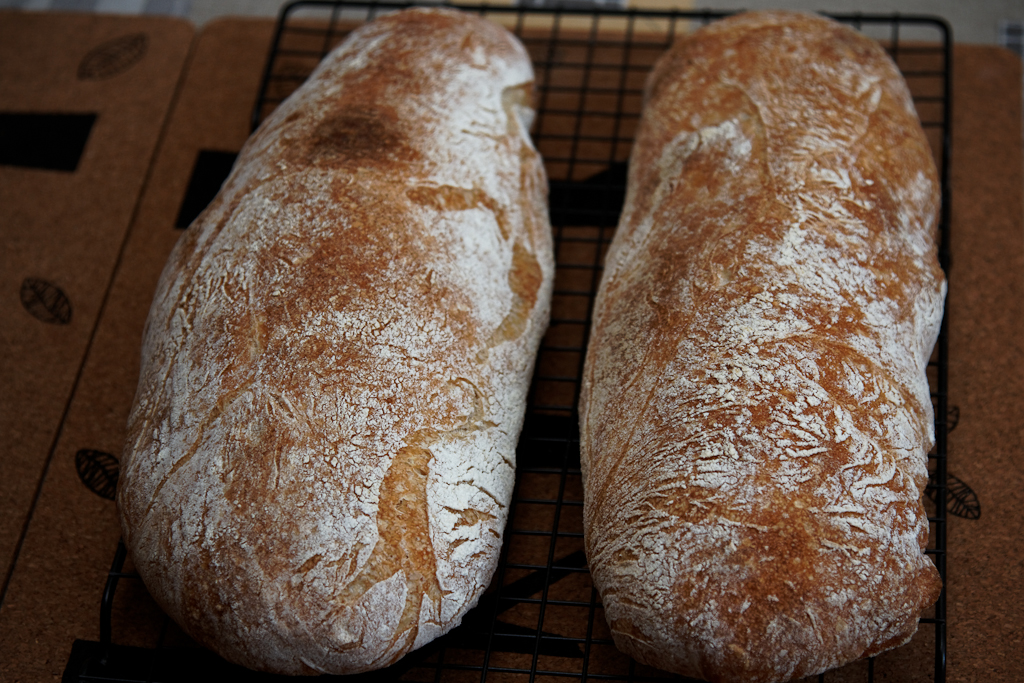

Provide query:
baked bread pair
left=119, top=8, right=944, bottom=682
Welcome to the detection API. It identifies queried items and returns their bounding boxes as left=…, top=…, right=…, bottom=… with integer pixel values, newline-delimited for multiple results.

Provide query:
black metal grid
left=64, top=3, right=952, bottom=682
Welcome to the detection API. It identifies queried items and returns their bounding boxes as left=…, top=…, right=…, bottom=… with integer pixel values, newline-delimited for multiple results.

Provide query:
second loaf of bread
left=117, top=8, right=553, bottom=675
left=579, top=11, right=945, bottom=682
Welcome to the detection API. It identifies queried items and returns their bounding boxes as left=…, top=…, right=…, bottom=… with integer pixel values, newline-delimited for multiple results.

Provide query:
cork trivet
left=0, top=4, right=191, bottom=652
left=0, top=17, right=274, bottom=682
left=944, top=45, right=1024, bottom=682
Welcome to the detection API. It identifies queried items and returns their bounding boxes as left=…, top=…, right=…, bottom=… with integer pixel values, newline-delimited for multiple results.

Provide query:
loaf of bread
left=117, top=8, right=552, bottom=675
left=579, top=11, right=944, bottom=682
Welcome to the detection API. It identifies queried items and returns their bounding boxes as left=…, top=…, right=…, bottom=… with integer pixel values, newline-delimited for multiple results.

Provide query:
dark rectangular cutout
left=548, top=162, right=627, bottom=227
left=175, top=150, right=238, bottom=229
left=0, top=112, right=97, bottom=172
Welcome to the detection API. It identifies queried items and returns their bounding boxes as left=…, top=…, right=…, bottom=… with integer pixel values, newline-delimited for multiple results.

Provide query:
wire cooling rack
left=64, top=3, right=952, bottom=682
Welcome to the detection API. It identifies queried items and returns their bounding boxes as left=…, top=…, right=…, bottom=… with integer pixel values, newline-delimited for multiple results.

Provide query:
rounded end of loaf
left=592, top=488, right=943, bottom=682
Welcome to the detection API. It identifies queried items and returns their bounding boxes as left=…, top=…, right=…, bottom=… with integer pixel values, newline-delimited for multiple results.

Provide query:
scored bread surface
left=117, top=8, right=553, bottom=675
left=579, top=11, right=945, bottom=683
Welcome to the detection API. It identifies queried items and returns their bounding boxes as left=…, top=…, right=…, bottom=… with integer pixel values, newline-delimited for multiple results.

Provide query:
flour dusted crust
left=117, top=8, right=552, bottom=675
left=579, top=11, right=945, bottom=682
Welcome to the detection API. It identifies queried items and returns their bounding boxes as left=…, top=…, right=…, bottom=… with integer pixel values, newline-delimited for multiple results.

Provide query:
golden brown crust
left=579, top=11, right=944, bottom=682
left=117, top=8, right=553, bottom=675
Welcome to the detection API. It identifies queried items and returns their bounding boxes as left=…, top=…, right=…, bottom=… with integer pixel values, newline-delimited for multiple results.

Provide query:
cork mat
left=0, top=15, right=270, bottom=683
left=0, top=6, right=191, bottom=669
left=0, top=9, right=1021, bottom=683
left=944, top=45, right=1024, bottom=680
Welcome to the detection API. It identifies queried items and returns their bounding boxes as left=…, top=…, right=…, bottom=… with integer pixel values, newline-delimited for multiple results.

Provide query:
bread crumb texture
left=117, top=8, right=552, bottom=675
left=579, top=11, right=944, bottom=683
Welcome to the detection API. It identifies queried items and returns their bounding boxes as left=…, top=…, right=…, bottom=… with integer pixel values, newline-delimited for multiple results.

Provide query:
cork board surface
left=0, top=11, right=1021, bottom=683
left=944, top=45, right=1024, bottom=680
left=0, top=6, right=192, bottom=645
left=0, top=15, right=269, bottom=683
